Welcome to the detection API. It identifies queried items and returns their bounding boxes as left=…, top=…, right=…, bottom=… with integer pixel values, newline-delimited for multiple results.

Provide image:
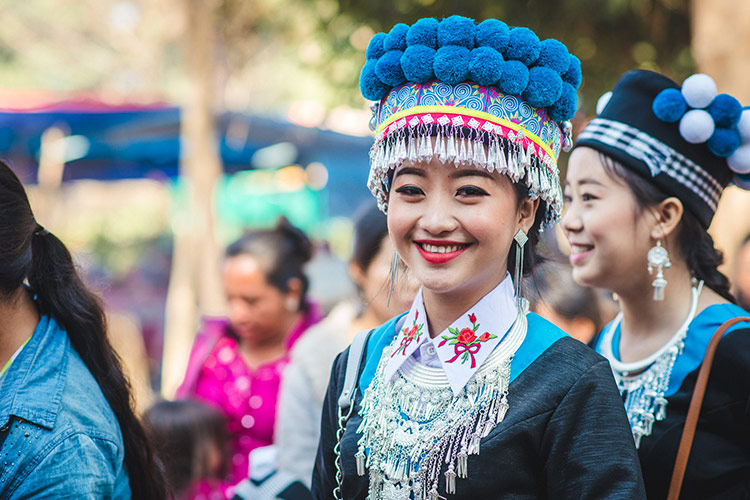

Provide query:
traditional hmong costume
left=312, top=15, right=646, bottom=499
left=580, top=70, right=750, bottom=499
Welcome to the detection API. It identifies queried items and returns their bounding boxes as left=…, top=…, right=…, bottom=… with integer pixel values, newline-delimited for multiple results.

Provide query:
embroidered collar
left=384, top=274, right=518, bottom=394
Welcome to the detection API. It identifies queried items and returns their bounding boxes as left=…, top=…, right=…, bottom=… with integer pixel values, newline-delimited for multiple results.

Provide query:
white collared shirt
left=384, top=274, right=518, bottom=394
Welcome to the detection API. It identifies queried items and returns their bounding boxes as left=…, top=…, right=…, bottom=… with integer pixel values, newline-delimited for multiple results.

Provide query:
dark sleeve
left=542, top=358, right=647, bottom=500
left=311, top=349, right=347, bottom=500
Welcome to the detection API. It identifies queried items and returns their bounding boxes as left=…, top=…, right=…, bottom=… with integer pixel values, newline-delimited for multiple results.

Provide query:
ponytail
left=27, top=231, right=166, bottom=499
left=0, top=161, right=166, bottom=499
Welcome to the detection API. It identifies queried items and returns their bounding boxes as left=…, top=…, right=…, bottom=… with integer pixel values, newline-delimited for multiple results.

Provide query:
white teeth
left=422, top=244, right=462, bottom=253
left=570, top=245, right=592, bottom=254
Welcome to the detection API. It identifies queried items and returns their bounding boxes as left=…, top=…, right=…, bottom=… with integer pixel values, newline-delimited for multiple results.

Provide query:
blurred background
left=2, top=0, right=749, bottom=404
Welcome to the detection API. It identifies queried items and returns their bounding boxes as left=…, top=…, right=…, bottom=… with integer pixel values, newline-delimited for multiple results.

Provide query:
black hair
left=143, top=399, right=228, bottom=497
left=0, top=161, right=166, bottom=498
left=225, top=217, right=313, bottom=309
left=351, top=200, right=389, bottom=272
left=598, top=153, right=735, bottom=302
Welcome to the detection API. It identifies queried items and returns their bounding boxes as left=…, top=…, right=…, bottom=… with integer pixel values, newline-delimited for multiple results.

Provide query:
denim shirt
left=0, top=315, right=131, bottom=499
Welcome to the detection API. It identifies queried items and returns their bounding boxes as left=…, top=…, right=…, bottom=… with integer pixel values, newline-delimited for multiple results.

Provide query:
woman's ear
left=284, top=277, right=303, bottom=308
left=518, top=197, right=541, bottom=234
left=348, top=261, right=366, bottom=289
left=650, top=196, right=683, bottom=240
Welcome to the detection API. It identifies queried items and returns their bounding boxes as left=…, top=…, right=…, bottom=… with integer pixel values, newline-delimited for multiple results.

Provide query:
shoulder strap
left=338, top=329, right=373, bottom=411
left=667, top=315, right=750, bottom=500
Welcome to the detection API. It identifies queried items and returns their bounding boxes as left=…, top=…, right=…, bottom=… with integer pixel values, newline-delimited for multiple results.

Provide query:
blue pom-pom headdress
left=359, top=15, right=582, bottom=225
left=577, top=70, right=750, bottom=229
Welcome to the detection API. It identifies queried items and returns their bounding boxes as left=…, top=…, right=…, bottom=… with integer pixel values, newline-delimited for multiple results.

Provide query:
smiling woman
left=312, top=15, right=646, bottom=500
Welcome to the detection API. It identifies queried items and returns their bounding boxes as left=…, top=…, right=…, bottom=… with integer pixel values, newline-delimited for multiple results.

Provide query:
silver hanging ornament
left=647, top=240, right=671, bottom=301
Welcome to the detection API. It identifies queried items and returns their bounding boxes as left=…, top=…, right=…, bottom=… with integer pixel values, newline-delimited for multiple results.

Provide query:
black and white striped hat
left=575, top=70, right=741, bottom=228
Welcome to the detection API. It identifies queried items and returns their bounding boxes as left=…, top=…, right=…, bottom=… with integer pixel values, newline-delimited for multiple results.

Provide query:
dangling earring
left=284, top=297, right=299, bottom=312
left=647, top=240, right=671, bottom=301
left=513, top=229, right=529, bottom=311
left=387, top=252, right=399, bottom=307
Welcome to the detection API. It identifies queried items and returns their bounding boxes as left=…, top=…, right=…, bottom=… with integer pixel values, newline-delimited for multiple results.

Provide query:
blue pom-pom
left=437, top=15, right=475, bottom=49
left=366, top=33, right=387, bottom=60
left=384, top=23, right=409, bottom=51
left=707, top=127, right=741, bottom=157
left=708, top=93, right=743, bottom=128
left=498, top=60, right=529, bottom=95
left=506, top=27, right=540, bottom=66
left=474, top=19, right=509, bottom=52
left=522, top=66, right=562, bottom=108
left=407, top=18, right=439, bottom=48
left=434, top=45, right=471, bottom=85
left=402, top=45, right=436, bottom=83
left=652, top=88, right=687, bottom=123
left=360, top=60, right=390, bottom=101
left=562, top=55, right=582, bottom=89
left=375, top=50, right=406, bottom=87
left=536, top=39, right=569, bottom=74
left=549, top=82, right=577, bottom=122
left=469, top=47, right=503, bottom=86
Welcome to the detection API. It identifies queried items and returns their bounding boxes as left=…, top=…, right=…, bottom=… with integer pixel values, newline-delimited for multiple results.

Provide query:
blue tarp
left=0, top=107, right=373, bottom=217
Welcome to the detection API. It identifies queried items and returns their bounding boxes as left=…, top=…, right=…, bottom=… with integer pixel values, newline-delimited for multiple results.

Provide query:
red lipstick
left=414, top=240, right=469, bottom=264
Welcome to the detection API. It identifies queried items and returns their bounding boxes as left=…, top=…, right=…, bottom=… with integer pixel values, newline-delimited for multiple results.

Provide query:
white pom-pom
left=727, top=144, right=750, bottom=174
left=737, top=109, right=750, bottom=142
left=681, top=73, right=717, bottom=109
left=596, top=91, right=612, bottom=115
left=733, top=174, right=750, bottom=190
left=679, top=109, right=715, bottom=143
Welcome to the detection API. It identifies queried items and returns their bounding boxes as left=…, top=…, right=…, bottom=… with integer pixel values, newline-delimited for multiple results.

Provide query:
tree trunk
left=161, top=0, right=226, bottom=398
left=692, top=0, right=750, bottom=278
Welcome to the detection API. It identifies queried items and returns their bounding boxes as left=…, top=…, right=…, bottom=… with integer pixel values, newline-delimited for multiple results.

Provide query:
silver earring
left=387, top=252, right=399, bottom=307
left=647, top=240, right=671, bottom=301
left=514, top=229, right=529, bottom=310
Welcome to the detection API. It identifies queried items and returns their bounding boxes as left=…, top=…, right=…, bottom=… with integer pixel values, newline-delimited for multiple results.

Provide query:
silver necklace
left=355, top=309, right=527, bottom=500
left=600, top=280, right=703, bottom=447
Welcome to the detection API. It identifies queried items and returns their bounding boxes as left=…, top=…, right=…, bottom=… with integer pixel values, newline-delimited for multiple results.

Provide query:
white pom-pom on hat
left=596, top=91, right=612, bottom=115
left=737, top=108, right=750, bottom=142
left=681, top=73, right=717, bottom=109
left=679, top=109, right=715, bottom=144
left=728, top=144, right=750, bottom=174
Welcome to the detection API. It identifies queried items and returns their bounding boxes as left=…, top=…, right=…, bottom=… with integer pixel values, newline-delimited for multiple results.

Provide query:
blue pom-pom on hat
left=506, top=27, right=541, bottom=66
left=652, top=88, right=687, bottom=123
left=475, top=19, right=509, bottom=52
left=375, top=50, right=406, bottom=87
left=366, top=33, right=387, bottom=60
left=437, top=15, right=476, bottom=48
left=549, top=82, right=577, bottom=122
left=469, top=47, right=504, bottom=86
left=707, top=127, right=741, bottom=157
left=708, top=93, right=742, bottom=128
left=360, top=59, right=390, bottom=101
left=384, top=23, right=409, bottom=51
left=562, top=55, right=582, bottom=89
left=498, top=60, right=529, bottom=95
left=402, top=45, right=436, bottom=83
left=536, top=39, right=569, bottom=75
left=406, top=18, right=439, bottom=48
left=434, top=45, right=471, bottom=85
left=523, top=66, right=563, bottom=108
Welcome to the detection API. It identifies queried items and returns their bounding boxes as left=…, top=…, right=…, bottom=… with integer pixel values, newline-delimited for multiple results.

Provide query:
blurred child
left=143, top=399, right=229, bottom=500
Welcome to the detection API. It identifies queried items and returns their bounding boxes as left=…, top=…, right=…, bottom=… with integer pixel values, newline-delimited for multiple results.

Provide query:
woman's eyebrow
left=394, top=166, right=426, bottom=178
left=449, top=169, right=495, bottom=180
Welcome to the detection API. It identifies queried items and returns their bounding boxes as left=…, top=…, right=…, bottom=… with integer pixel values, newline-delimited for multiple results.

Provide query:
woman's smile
left=414, top=239, right=471, bottom=264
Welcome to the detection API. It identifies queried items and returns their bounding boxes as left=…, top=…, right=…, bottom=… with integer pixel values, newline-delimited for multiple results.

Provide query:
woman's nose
left=417, top=194, right=459, bottom=235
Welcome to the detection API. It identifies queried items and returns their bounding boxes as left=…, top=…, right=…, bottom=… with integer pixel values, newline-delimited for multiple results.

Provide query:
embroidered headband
left=576, top=70, right=750, bottom=228
left=359, top=16, right=583, bottom=225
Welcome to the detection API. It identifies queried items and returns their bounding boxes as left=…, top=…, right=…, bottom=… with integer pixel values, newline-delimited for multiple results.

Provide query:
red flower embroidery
left=392, top=312, right=424, bottom=357
left=439, top=312, right=497, bottom=368
left=457, top=328, right=476, bottom=344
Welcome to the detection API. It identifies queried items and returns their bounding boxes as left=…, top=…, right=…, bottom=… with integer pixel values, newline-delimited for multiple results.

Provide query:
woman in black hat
left=562, top=69, right=750, bottom=499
